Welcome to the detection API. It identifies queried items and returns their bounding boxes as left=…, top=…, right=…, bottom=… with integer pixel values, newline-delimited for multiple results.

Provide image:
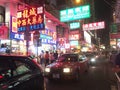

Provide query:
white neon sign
left=82, top=21, right=105, bottom=31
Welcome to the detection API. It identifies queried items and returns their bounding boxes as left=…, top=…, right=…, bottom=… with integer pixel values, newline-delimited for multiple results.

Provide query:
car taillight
left=1, top=85, right=8, bottom=89
left=0, top=75, right=3, bottom=79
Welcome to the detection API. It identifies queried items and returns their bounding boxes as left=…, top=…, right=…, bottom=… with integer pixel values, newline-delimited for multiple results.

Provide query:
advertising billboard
left=70, top=22, right=80, bottom=30
left=82, top=21, right=105, bottom=31
left=17, top=6, right=44, bottom=32
left=70, top=40, right=79, bottom=46
left=84, top=31, right=91, bottom=44
left=60, top=4, right=91, bottom=22
left=10, top=16, right=24, bottom=40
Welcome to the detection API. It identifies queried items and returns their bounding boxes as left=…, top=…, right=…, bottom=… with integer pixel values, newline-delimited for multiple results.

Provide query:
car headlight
left=45, top=68, right=50, bottom=72
left=95, top=55, right=98, bottom=58
left=91, top=58, right=95, bottom=62
left=63, top=68, right=71, bottom=73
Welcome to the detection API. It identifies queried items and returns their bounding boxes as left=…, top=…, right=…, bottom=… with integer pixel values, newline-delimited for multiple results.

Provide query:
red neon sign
left=17, top=6, right=44, bottom=32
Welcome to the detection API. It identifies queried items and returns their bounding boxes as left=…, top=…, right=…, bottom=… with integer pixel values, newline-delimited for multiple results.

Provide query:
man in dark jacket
left=115, top=53, right=120, bottom=67
left=54, top=51, right=58, bottom=60
left=113, top=52, right=120, bottom=72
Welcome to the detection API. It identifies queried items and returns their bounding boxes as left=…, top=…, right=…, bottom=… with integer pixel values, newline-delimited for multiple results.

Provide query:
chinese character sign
left=82, top=21, right=105, bottom=31
left=12, top=17, right=18, bottom=33
left=60, top=4, right=91, bottom=22
left=17, top=6, right=44, bottom=32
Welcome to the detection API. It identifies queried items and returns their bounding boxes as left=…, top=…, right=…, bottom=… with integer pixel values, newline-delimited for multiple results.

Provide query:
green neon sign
left=70, top=22, right=80, bottom=29
left=60, top=4, right=91, bottom=22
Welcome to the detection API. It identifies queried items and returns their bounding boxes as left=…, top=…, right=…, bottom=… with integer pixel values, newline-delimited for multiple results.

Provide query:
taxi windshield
left=57, top=54, right=78, bottom=62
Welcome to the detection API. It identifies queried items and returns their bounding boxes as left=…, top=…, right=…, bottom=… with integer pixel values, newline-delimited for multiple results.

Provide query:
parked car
left=0, top=54, right=45, bottom=90
left=44, top=53, right=89, bottom=81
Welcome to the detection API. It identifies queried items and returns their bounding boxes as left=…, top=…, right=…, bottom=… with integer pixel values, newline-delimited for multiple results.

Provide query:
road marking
left=115, top=73, right=120, bottom=82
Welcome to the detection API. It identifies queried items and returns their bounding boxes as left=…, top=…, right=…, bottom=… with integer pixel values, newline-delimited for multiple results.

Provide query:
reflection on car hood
left=46, top=61, right=74, bottom=68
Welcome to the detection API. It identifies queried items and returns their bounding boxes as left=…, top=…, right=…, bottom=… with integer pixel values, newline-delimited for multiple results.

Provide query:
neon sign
left=12, top=17, right=17, bottom=33
left=41, top=39, right=56, bottom=45
left=70, top=40, right=79, bottom=46
left=69, top=34, right=79, bottom=40
left=10, top=33, right=24, bottom=40
left=60, top=5, right=90, bottom=22
left=70, top=22, right=80, bottom=29
left=17, top=6, right=44, bottom=32
left=82, top=21, right=105, bottom=31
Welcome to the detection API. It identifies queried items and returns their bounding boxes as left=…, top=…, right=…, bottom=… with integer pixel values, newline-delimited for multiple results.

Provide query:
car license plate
left=53, top=74, right=60, bottom=78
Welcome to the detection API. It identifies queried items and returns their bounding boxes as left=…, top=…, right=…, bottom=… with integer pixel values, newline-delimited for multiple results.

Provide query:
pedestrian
left=112, top=52, right=120, bottom=72
left=49, top=52, right=55, bottom=63
left=39, top=50, right=45, bottom=65
left=53, top=51, right=58, bottom=61
left=60, top=51, right=64, bottom=56
left=115, top=52, right=120, bottom=66
left=44, top=51, right=49, bottom=66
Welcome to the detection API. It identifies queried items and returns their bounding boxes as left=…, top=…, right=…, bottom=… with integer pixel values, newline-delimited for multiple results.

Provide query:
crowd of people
left=39, top=50, right=59, bottom=66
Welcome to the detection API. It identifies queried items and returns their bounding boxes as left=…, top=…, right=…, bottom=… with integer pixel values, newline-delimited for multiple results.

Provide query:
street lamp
left=75, top=0, right=81, bottom=4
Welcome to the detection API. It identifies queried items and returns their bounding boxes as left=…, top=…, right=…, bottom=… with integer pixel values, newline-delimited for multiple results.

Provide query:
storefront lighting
left=47, top=20, right=51, bottom=22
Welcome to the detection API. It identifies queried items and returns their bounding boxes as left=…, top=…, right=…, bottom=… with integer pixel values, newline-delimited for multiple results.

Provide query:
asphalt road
left=45, top=55, right=118, bottom=90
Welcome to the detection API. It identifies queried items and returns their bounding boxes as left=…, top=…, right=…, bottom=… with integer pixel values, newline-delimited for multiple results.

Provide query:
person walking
left=113, top=52, right=120, bottom=72
left=53, top=51, right=58, bottom=61
left=39, top=50, right=45, bottom=65
left=44, top=51, right=49, bottom=66
left=115, top=52, right=120, bottom=66
left=49, top=52, right=55, bottom=63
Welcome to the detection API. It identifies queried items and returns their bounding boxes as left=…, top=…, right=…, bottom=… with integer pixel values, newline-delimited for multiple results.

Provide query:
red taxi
left=44, top=53, right=89, bottom=81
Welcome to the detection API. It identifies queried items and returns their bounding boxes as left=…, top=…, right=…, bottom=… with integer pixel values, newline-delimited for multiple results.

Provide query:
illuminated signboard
left=12, top=17, right=17, bottom=33
left=69, top=34, right=79, bottom=40
left=40, top=29, right=57, bottom=40
left=10, top=33, right=24, bottom=40
left=17, top=6, right=44, bottom=32
left=82, top=21, right=105, bottom=31
left=84, top=31, right=91, bottom=44
left=41, top=39, right=56, bottom=45
left=40, top=34, right=52, bottom=39
left=70, top=40, right=79, bottom=46
left=10, top=16, right=24, bottom=40
left=60, top=4, right=90, bottom=22
left=70, top=22, right=80, bottom=29
left=0, top=23, right=8, bottom=39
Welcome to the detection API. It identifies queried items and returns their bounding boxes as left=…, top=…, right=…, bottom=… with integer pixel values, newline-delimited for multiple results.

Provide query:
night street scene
left=0, top=0, right=120, bottom=90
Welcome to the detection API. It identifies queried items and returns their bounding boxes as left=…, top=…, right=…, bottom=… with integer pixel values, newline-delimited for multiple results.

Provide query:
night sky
left=56, top=0, right=115, bottom=47
left=94, top=0, right=115, bottom=46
